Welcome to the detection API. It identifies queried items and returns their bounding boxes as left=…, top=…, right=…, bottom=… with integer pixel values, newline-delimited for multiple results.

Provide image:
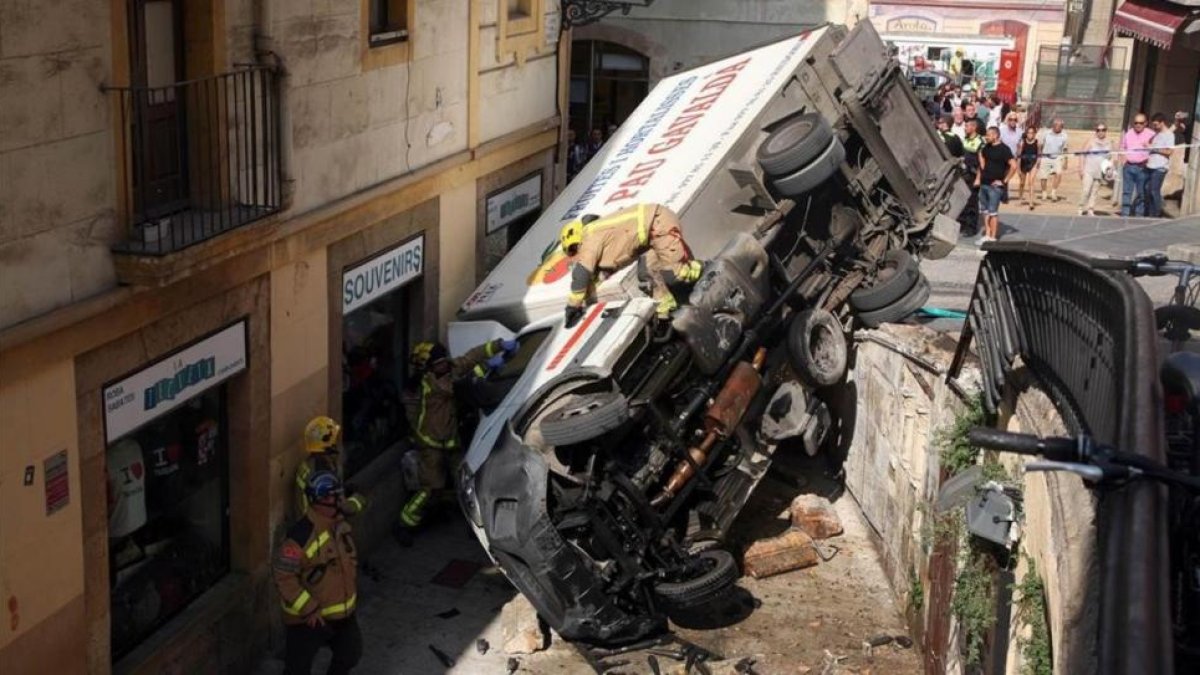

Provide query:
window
left=502, top=0, right=539, bottom=37
left=369, top=0, right=409, bottom=47
left=108, top=387, right=229, bottom=660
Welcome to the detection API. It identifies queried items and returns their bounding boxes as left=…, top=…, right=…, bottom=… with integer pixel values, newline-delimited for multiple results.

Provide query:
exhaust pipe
left=651, top=349, right=766, bottom=507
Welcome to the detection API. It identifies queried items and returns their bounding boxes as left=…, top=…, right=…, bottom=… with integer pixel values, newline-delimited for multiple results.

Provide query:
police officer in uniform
left=295, top=416, right=367, bottom=518
left=397, top=339, right=517, bottom=541
left=559, top=202, right=703, bottom=327
left=274, top=470, right=362, bottom=674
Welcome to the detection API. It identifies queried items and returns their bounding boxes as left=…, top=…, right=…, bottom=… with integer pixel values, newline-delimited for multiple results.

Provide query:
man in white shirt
left=951, top=108, right=967, bottom=139
left=998, top=113, right=1023, bottom=156
left=1147, top=112, right=1175, bottom=218
left=1038, top=118, right=1070, bottom=202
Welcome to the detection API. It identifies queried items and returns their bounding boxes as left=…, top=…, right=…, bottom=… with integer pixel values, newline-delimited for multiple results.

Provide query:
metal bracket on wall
left=561, top=0, right=656, bottom=28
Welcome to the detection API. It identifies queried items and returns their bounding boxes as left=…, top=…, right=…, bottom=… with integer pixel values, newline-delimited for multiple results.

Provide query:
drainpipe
left=253, top=0, right=295, bottom=210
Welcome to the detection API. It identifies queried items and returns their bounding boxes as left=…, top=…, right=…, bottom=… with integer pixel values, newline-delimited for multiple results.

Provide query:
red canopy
left=1113, top=0, right=1196, bottom=50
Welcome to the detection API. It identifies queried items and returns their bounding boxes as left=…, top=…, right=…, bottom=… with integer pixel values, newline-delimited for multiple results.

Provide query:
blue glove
left=500, top=339, right=519, bottom=355
left=485, top=354, right=506, bottom=372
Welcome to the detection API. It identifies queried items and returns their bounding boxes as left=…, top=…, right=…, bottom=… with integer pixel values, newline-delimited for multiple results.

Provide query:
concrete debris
left=789, top=495, right=844, bottom=540
left=500, top=595, right=548, bottom=654
left=743, top=529, right=819, bottom=579
left=894, top=635, right=914, bottom=649
left=506, top=656, right=520, bottom=673
left=476, top=638, right=489, bottom=655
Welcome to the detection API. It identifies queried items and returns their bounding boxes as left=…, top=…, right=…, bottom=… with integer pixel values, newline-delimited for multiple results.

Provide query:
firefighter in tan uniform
left=397, top=338, right=517, bottom=540
left=295, top=416, right=368, bottom=518
left=274, top=470, right=361, bottom=674
left=560, top=202, right=703, bottom=326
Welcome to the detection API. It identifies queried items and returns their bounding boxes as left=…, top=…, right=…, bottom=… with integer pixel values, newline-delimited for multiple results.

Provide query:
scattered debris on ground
left=501, top=595, right=548, bottom=655
left=743, top=529, right=820, bottom=579
left=789, top=494, right=845, bottom=539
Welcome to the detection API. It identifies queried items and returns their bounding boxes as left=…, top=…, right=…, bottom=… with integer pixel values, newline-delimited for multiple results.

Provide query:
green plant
left=937, top=394, right=987, bottom=476
left=980, top=456, right=1011, bottom=484
left=918, top=502, right=964, bottom=551
left=910, top=571, right=925, bottom=612
left=1014, top=557, right=1053, bottom=675
left=952, top=551, right=996, bottom=666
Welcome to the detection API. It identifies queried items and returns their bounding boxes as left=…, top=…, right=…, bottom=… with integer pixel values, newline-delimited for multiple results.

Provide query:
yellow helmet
left=560, top=220, right=584, bottom=255
left=304, top=416, right=341, bottom=453
left=410, top=341, right=448, bottom=371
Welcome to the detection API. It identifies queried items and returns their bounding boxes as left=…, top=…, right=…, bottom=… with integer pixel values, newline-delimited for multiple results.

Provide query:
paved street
left=924, top=213, right=1200, bottom=314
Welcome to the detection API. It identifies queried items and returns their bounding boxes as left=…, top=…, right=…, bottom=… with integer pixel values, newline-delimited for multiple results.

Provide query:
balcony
left=107, top=67, right=282, bottom=256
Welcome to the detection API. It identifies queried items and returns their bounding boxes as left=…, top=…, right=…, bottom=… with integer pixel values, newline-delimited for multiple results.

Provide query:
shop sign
left=342, top=234, right=425, bottom=314
left=103, top=321, right=248, bottom=443
left=487, top=174, right=543, bottom=234
left=44, top=450, right=69, bottom=515
left=885, top=16, right=938, bottom=33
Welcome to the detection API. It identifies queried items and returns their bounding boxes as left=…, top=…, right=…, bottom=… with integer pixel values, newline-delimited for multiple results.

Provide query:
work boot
left=392, top=523, right=415, bottom=548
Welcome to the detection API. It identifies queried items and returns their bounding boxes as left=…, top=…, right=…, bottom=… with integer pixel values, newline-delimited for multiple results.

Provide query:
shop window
left=108, top=386, right=229, bottom=660
left=342, top=286, right=416, bottom=477
left=369, top=0, right=409, bottom=46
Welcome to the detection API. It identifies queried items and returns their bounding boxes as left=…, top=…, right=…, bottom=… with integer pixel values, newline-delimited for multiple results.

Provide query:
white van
left=449, top=21, right=968, bottom=645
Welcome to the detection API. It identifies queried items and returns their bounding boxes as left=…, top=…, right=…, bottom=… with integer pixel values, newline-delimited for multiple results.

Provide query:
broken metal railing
left=948, top=240, right=1170, bottom=675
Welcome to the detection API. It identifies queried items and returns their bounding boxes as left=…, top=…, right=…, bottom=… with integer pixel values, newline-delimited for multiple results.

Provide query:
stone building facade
left=0, top=0, right=567, bottom=671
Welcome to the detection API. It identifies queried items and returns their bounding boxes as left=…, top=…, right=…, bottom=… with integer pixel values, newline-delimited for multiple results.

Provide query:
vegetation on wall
left=1015, top=556, right=1053, bottom=675
left=936, top=394, right=987, bottom=475
left=952, top=548, right=997, bottom=666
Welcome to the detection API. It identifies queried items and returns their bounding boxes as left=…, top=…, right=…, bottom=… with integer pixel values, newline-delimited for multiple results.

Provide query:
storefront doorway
left=340, top=234, right=426, bottom=477
left=102, top=320, right=246, bottom=660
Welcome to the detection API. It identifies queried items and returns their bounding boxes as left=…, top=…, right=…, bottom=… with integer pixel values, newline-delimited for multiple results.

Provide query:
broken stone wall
left=838, top=324, right=1097, bottom=675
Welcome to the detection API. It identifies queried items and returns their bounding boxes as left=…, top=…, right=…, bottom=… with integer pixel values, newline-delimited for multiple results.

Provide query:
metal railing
left=949, top=241, right=1170, bottom=675
left=1030, top=44, right=1128, bottom=130
left=107, top=67, right=282, bottom=255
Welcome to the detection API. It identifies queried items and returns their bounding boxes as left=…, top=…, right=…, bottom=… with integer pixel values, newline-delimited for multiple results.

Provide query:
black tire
left=769, top=138, right=845, bottom=198
left=540, top=392, right=630, bottom=445
left=757, top=113, right=835, bottom=176
left=653, top=550, right=738, bottom=608
left=787, top=308, right=848, bottom=388
left=850, top=251, right=919, bottom=312
left=857, top=274, right=931, bottom=328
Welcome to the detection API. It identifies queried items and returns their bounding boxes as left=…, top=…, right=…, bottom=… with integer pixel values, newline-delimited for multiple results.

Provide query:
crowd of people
left=926, top=81, right=1192, bottom=243
left=566, top=124, right=617, bottom=181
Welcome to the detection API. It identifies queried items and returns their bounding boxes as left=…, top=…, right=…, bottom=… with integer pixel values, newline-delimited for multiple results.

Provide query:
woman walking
left=1016, top=126, right=1040, bottom=209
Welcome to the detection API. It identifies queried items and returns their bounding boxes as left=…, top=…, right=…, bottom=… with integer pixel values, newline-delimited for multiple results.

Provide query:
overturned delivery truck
left=448, top=21, right=969, bottom=645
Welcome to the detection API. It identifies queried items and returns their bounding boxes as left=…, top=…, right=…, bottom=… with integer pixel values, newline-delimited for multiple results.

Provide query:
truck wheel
left=856, top=274, right=931, bottom=328
left=769, top=138, right=845, bottom=198
left=540, top=392, right=630, bottom=445
left=849, top=251, right=919, bottom=312
left=757, top=112, right=835, bottom=176
left=787, top=308, right=848, bottom=388
left=654, top=550, right=739, bottom=608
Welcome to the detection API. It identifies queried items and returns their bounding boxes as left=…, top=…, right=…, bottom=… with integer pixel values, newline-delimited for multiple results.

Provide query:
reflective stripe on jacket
left=294, top=453, right=368, bottom=517
left=402, top=339, right=500, bottom=450
left=273, top=510, right=358, bottom=624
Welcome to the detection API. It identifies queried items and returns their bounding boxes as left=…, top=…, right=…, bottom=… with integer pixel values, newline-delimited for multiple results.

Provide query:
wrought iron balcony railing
left=107, top=66, right=282, bottom=256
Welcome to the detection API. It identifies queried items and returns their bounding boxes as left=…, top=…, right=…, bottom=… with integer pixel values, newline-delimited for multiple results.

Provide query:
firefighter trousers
left=284, top=615, right=362, bottom=675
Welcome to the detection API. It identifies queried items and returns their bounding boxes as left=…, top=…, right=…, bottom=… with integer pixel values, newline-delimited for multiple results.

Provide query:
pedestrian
left=975, top=125, right=1017, bottom=245
left=999, top=112, right=1023, bottom=157
left=587, top=128, right=604, bottom=159
left=1147, top=112, right=1175, bottom=218
left=951, top=108, right=967, bottom=140
left=959, top=119, right=984, bottom=236
left=1038, top=118, right=1070, bottom=202
left=1078, top=123, right=1113, bottom=216
left=1016, top=126, right=1040, bottom=209
left=1176, top=111, right=1192, bottom=163
left=296, top=416, right=368, bottom=518
left=1119, top=113, right=1156, bottom=217
left=977, top=96, right=992, bottom=125
left=937, top=115, right=964, bottom=157
left=964, top=102, right=985, bottom=131
left=566, top=129, right=587, bottom=180
left=560, top=203, right=704, bottom=325
left=397, top=338, right=518, bottom=543
left=275, top=471, right=362, bottom=675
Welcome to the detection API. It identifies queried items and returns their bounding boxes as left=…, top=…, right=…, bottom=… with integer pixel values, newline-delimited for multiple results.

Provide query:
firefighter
left=560, top=202, right=703, bottom=327
left=397, top=338, right=517, bottom=540
left=295, top=416, right=368, bottom=518
left=274, top=470, right=362, bottom=675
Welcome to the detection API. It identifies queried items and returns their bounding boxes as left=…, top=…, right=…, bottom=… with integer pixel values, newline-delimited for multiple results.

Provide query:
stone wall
left=838, top=324, right=1097, bottom=674
left=0, top=0, right=117, bottom=330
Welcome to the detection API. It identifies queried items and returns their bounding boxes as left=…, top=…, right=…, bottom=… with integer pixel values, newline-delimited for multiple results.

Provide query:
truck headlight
left=458, top=464, right=483, bottom=528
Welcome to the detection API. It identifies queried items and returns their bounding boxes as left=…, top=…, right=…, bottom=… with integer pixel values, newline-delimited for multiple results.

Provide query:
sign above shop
left=486, top=174, right=542, bottom=234
left=885, top=16, right=938, bottom=32
left=343, top=234, right=425, bottom=314
left=103, top=320, right=248, bottom=443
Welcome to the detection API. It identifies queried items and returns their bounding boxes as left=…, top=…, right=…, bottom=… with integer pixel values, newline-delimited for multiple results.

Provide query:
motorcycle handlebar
left=967, top=428, right=1080, bottom=462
